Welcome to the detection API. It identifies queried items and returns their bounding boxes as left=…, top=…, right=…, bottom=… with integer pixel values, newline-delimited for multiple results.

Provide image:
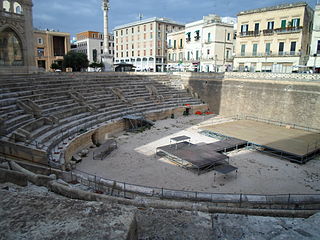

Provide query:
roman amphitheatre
left=1, top=71, right=320, bottom=239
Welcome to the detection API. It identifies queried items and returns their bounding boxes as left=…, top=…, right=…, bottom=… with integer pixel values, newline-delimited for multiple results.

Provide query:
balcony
left=239, top=31, right=260, bottom=38
left=194, top=36, right=200, bottom=41
left=275, top=26, right=303, bottom=34
left=263, top=29, right=274, bottom=36
left=236, top=51, right=301, bottom=58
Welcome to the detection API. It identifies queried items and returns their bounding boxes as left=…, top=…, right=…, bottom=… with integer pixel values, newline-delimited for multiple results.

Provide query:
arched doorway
left=0, top=28, right=24, bottom=66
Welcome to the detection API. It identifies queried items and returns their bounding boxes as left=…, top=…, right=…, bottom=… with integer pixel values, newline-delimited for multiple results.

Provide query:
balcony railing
left=262, top=29, right=274, bottom=36
left=240, top=26, right=303, bottom=38
left=239, top=31, right=260, bottom=37
left=237, top=51, right=301, bottom=57
left=275, top=26, right=303, bottom=34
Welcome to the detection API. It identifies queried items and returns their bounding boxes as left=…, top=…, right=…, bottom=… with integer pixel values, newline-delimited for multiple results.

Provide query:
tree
left=50, top=62, right=60, bottom=71
left=62, top=51, right=89, bottom=72
left=89, top=61, right=105, bottom=72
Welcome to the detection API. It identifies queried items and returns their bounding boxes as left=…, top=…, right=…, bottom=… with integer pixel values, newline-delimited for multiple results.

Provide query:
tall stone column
left=23, top=0, right=37, bottom=73
left=101, top=0, right=113, bottom=71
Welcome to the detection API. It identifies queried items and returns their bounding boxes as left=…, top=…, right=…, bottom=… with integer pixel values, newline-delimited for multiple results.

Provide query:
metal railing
left=70, top=169, right=320, bottom=207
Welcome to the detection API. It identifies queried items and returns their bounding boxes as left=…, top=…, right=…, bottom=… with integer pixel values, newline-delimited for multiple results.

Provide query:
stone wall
left=172, top=72, right=320, bottom=129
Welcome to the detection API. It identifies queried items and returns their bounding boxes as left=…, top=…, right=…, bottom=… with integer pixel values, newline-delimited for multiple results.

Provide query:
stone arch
left=13, top=2, right=23, bottom=14
left=3, top=0, right=10, bottom=11
left=0, top=26, right=24, bottom=66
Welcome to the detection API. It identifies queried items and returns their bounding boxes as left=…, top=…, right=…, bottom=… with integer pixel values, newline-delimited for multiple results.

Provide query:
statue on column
left=102, top=0, right=109, bottom=11
left=101, top=0, right=113, bottom=71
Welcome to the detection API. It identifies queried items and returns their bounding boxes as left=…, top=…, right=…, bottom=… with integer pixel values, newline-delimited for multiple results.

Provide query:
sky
left=32, top=0, right=317, bottom=38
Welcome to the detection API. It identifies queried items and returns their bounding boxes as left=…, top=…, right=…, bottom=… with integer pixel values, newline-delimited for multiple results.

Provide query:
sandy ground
left=76, top=115, right=320, bottom=195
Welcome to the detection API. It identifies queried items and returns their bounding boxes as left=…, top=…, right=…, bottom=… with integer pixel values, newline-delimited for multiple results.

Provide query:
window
left=226, top=50, right=230, bottom=59
left=207, top=32, right=211, bottom=42
left=93, top=49, right=97, bottom=62
left=195, top=50, right=199, bottom=60
left=168, top=53, right=171, bottom=61
left=150, top=32, right=153, bottom=39
left=126, top=29, right=128, bottom=34
left=317, top=40, right=320, bottom=54
left=254, top=23, right=259, bottom=32
left=100, top=42, right=103, bottom=47
left=279, top=42, right=284, bottom=55
left=187, top=51, right=190, bottom=60
left=37, top=48, right=44, bottom=57
left=37, top=37, right=44, bottom=45
left=121, top=30, right=123, bottom=35
left=132, top=51, right=134, bottom=56
left=292, top=18, right=300, bottom=27
left=186, top=32, right=191, bottom=41
left=241, top=24, right=248, bottom=33
left=207, top=49, right=210, bottom=55
left=265, top=43, right=271, bottom=55
left=252, top=44, right=258, bottom=56
left=132, top=28, right=134, bottom=33
left=194, top=30, right=200, bottom=40
left=290, top=42, right=296, bottom=55
left=179, top=39, right=183, bottom=48
left=179, top=52, right=183, bottom=60
left=227, top=33, right=231, bottom=41
left=267, top=21, right=274, bottom=30
left=241, top=44, right=246, bottom=56
left=173, top=40, right=176, bottom=49
left=281, top=20, right=287, bottom=29
left=144, top=25, right=146, bottom=31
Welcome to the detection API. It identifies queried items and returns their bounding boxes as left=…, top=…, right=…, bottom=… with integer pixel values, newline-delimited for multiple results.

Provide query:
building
left=75, top=31, right=114, bottom=65
left=183, top=15, right=235, bottom=72
left=34, top=29, right=70, bottom=71
left=113, top=17, right=184, bottom=72
left=0, top=0, right=36, bottom=73
left=307, top=3, right=320, bottom=73
left=167, top=30, right=185, bottom=71
left=234, top=2, right=314, bottom=73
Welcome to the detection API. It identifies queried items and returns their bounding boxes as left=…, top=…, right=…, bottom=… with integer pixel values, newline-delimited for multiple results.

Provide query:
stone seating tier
left=0, top=73, right=206, bottom=167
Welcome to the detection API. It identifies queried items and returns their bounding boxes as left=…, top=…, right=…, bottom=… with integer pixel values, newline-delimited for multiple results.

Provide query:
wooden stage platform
left=201, top=120, right=320, bottom=163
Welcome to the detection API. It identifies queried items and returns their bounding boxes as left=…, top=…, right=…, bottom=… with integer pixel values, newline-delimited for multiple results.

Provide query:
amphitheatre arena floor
left=76, top=115, right=320, bottom=195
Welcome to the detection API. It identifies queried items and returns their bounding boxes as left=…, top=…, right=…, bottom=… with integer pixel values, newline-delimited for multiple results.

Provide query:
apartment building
left=184, top=15, right=235, bottom=72
left=75, top=31, right=114, bottom=65
left=307, top=3, right=320, bottom=73
left=167, top=30, right=185, bottom=71
left=113, top=17, right=184, bottom=72
left=234, top=2, right=314, bottom=73
left=34, top=29, right=70, bottom=71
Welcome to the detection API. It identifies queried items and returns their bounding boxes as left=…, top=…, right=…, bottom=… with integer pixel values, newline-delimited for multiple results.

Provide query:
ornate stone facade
left=0, top=0, right=37, bottom=73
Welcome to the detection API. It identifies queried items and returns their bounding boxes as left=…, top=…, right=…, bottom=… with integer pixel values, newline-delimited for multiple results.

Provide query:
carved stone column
left=101, top=0, right=113, bottom=71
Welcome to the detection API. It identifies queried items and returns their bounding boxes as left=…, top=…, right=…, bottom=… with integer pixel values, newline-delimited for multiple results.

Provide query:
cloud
left=33, top=0, right=317, bottom=37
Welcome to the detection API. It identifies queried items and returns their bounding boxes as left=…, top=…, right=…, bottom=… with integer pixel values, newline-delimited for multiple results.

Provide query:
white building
left=307, top=3, right=320, bottom=73
left=184, top=15, right=236, bottom=72
left=75, top=31, right=114, bottom=66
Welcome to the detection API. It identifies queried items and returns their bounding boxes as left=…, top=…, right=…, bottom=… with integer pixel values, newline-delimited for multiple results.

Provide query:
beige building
left=167, top=30, right=185, bottom=71
left=114, top=17, right=184, bottom=72
left=234, top=2, right=314, bottom=73
left=34, top=29, right=70, bottom=71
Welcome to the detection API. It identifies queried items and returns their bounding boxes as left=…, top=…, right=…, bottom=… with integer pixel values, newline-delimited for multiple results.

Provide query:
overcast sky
left=32, top=0, right=317, bottom=37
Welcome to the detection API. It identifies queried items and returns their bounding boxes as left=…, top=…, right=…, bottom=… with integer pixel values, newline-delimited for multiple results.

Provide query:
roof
left=114, top=17, right=184, bottom=30
left=238, top=2, right=308, bottom=16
